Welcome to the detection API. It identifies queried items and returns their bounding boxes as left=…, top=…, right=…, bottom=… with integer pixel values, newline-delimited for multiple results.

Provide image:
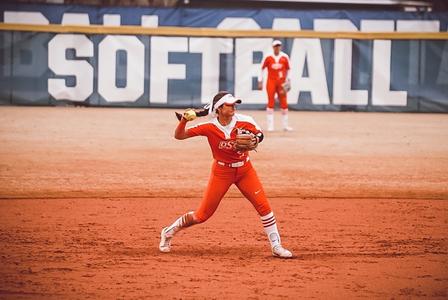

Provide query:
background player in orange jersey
left=159, top=91, right=293, bottom=258
left=258, top=40, right=293, bottom=132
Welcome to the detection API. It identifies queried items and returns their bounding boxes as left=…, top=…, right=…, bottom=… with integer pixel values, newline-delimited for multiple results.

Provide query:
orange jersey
left=187, top=113, right=262, bottom=163
left=261, top=52, right=290, bottom=81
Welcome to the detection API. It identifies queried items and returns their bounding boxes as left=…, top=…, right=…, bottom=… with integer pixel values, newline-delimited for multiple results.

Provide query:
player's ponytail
left=174, top=91, right=233, bottom=121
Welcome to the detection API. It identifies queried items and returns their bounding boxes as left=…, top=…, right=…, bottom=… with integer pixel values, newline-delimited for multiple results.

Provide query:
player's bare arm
left=174, top=118, right=191, bottom=140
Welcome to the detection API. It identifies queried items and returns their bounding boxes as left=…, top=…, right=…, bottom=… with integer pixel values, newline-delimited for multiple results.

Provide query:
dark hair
left=210, top=91, right=231, bottom=114
left=212, top=91, right=230, bottom=109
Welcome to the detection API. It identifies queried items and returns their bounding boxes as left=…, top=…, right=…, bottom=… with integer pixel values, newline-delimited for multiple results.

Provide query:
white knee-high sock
left=165, top=211, right=196, bottom=237
left=261, top=212, right=281, bottom=249
left=266, top=108, right=274, bottom=131
left=281, top=108, right=289, bottom=129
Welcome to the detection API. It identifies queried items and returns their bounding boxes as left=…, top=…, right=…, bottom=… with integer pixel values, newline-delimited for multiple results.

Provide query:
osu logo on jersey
left=219, top=140, right=236, bottom=150
left=272, top=63, right=284, bottom=70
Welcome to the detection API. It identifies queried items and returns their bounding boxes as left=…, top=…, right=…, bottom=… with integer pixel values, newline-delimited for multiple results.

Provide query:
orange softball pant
left=266, top=79, right=288, bottom=109
left=194, top=160, right=272, bottom=222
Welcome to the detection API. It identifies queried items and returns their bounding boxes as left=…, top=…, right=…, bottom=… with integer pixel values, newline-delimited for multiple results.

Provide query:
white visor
left=208, top=93, right=242, bottom=117
left=272, top=40, right=282, bottom=47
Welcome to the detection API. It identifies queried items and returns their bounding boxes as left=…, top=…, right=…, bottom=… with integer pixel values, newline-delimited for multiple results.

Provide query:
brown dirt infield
left=0, top=106, right=447, bottom=299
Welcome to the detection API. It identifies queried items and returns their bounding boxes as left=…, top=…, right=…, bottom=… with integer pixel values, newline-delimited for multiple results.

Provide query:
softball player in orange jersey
left=258, top=39, right=293, bottom=132
left=159, top=91, right=293, bottom=258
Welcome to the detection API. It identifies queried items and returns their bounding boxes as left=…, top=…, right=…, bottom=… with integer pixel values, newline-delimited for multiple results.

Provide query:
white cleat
left=272, top=245, right=293, bottom=259
left=267, top=127, right=275, bottom=132
left=283, top=126, right=293, bottom=132
left=159, top=227, right=172, bottom=253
